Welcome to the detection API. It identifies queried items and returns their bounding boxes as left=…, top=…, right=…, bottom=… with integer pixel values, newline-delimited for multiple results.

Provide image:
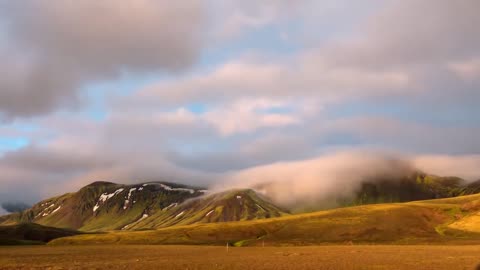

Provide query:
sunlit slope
left=436, top=195, right=480, bottom=233
left=128, top=189, right=288, bottom=230
left=50, top=193, right=480, bottom=246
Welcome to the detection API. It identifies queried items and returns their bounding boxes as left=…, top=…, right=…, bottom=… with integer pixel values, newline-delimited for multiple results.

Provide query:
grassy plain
left=1, top=245, right=480, bottom=270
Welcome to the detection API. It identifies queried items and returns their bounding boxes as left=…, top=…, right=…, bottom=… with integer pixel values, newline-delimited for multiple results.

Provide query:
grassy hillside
left=0, top=223, right=82, bottom=245
left=50, top=193, right=480, bottom=246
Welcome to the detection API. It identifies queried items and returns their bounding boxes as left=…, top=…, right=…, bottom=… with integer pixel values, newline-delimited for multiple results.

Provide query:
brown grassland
left=1, top=245, right=480, bottom=270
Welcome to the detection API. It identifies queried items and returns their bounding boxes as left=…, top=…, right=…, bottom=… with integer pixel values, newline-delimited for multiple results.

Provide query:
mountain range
left=1, top=171, right=480, bottom=245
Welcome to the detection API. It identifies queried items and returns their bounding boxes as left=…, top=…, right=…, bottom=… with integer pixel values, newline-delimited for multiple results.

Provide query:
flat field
left=1, top=245, right=480, bottom=270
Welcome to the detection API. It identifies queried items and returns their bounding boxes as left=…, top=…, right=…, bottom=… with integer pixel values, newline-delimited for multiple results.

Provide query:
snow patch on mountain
left=205, top=209, right=214, bottom=217
left=123, top=188, right=137, bottom=210
left=162, top=203, right=178, bottom=211
left=159, top=184, right=195, bottom=194
left=93, top=188, right=124, bottom=212
left=36, top=203, right=58, bottom=218
left=122, top=213, right=149, bottom=230
left=256, top=204, right=266, bottom=211
left=51, top=206, right=61, bottom=214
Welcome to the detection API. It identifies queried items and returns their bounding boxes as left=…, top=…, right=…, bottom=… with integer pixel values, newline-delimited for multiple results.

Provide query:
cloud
left=115, top=97, right=306, bottom=136
left=219, top=151, right=480, bottom=208
left=0, top=0, right=205, bottom=118
left=1, top=202, right=31, bottom=213
left=0, top=112, right=220, bottom=204
left=132, top=0, right=479, bottom=111
left=321, top=0, right=480, bottom=68
left=135, top=55, right=411, bottom=108
left=202, top=99, right=301, bottom=136
left=212, top=0, right=302, bottom=40
left=219, top=151, right=416, bottom=207
left=413, top=155, right=480, bottom=181
left=449, top=58, right=480, bottom=80
left=330, top=117, right=480, bottom=154
left=0, top=142, right=217, bottom=205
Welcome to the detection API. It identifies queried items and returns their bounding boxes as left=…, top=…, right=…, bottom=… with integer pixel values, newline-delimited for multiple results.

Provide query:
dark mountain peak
left=85, top=181, right=117, bottom=187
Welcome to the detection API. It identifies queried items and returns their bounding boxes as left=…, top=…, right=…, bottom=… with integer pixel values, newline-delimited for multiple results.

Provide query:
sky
left=0, top=0, right=479, bottom=209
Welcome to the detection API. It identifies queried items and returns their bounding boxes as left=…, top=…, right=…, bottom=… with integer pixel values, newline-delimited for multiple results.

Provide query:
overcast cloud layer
left=0, top=0, right=479, bottom=209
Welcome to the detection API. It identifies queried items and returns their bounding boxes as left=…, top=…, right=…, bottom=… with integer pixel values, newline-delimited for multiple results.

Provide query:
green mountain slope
left=128, top=189, right=288, bottom=230
left=0, top=183, right=286, bottom=232
left=338, top=173, right=474, bottom=206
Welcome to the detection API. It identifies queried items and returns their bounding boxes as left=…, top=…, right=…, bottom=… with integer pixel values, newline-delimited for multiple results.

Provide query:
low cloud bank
left=413, top=155, right=480, bottom=181
left=216, top=151, right=480, bottom=208
left=1, top=202, right=31, bottom=213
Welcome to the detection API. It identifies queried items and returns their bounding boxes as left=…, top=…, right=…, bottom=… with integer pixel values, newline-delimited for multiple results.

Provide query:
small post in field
left=226, top=242, right=229, bottom=252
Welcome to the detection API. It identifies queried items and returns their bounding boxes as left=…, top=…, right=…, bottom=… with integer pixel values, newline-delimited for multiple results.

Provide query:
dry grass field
left=1, top=245, right=480, bottom=270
